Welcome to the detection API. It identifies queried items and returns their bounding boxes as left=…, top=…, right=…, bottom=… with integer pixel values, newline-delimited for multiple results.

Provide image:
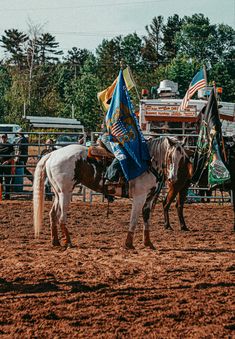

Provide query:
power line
left=51, top=30, right=145, bottom=37
left=0, top=0, right=167, bottom=12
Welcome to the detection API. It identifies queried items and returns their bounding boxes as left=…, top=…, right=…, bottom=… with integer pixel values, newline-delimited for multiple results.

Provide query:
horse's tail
left=33, top=153, right=52, bottom=238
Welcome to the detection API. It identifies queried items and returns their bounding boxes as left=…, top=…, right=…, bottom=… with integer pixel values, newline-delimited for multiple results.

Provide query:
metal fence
left=0, top=131, right=232, bottom=204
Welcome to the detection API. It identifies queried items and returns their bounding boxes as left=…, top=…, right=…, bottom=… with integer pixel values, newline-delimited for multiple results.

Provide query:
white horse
left=33, top=137, right=186, bottom=249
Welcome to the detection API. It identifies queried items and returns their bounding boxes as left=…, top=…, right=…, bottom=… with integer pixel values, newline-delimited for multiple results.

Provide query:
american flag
left=111, top=119, right=127, bottom=137
left=179, top=69, right=206, bottom=112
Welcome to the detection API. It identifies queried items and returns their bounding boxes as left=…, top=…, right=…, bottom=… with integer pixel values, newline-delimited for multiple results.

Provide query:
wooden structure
left=139, top=99, right=235, bottom=135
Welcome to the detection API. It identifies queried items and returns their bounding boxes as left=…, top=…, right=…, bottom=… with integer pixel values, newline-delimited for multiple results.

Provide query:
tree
left=0, top=66, right=11, bottom=122
left=142, top=16, right=164, bottom=69
left=162, top=14, right=182, bottom=62
left=120, top=33, right=144, bottom=72
left=175, top=14, right=216, bottom=63
left=211, top=24, right=235, bottom=63
left=0, top=29, right=28, bottom=67
left=209, top=62, right=235, bottom=102
left=96, top=37, right=122, bottom=86
left=64, top=63, right=102, bottom=131
left=3, top=68, right=28, bottom=124
left=26, top=22, right=44, bottom=104
left=166, top=57, right=201, bottom=97
left=37, top=33, right=63, bottom=64
left=64, top=47, right=93, bottom=78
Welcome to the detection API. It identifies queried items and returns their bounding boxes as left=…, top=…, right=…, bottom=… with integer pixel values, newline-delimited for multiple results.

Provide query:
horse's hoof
left=65, top=242, right=73, bottom=249
left=52, top=240, right=61, bottom=247
left=125, top=242, right=135, bottom=250
left=181, top=227, right=189, bottom=231
left=144, top=241, right=156, bottom=250
left=164, top=226, right=173, bottom=231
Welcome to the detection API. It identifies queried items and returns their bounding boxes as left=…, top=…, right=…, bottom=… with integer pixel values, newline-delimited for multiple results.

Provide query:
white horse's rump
left=33, top=145, right=87, bottom=239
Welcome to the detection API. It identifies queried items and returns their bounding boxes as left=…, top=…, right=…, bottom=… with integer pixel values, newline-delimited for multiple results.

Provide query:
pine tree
left=0, top=29, right=28, bottom=67
left=37, top=33, right=63, bottom=64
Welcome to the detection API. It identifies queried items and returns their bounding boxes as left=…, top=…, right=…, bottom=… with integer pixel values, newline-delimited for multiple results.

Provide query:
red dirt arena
left=0, top=199, right=234, bottom=338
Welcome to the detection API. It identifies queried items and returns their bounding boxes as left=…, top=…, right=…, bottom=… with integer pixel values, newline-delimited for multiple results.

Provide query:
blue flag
left=105, top=70, right=150, bottom=180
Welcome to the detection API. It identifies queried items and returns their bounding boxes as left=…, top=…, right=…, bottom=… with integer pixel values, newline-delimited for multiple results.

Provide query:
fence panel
left=0, top=131, right=232, bottom=204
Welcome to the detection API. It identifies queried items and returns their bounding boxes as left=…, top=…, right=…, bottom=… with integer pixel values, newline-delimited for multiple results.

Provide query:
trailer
left=139, top=98, right=235, bottom=135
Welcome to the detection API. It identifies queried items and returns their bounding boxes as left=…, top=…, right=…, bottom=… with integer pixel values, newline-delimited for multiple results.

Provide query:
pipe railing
left=0, top=131, right=232, bottom=204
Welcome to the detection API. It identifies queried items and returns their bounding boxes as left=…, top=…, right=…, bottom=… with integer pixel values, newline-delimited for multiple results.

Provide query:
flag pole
left=203, top=65, right=208, bottom=87
left=127, top=65, right=141, bottom=101
left=212, top=82, right=227, bottom=162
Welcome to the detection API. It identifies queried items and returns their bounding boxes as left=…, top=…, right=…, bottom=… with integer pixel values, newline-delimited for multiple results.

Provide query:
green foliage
left=36, top=33, right=63, bottom=64
left=175, top=14, right=216, bottom=62
left=209, top=62, right=235, bottom=102
left=0, top=66, right=11, bottom=122
left=64, top=67, right=102, bottom=131
left=96, top=37, right=122, bottom=86
left=63, top=47, right=94, bottom=76
left=120, top=33, right=144, bottom=72
left=162, top=14, right=182, bottom=61
left=166, top=57, right=202, bottom=96
left=0, top=13, right=234, bottom=129
left=0, top=29, right=28, bottom=67
left=143, top=15, right=164, bottom=68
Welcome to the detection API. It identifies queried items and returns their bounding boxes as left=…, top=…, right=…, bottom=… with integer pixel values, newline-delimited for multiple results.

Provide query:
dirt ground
left=0, top=199, right=234, bottom=338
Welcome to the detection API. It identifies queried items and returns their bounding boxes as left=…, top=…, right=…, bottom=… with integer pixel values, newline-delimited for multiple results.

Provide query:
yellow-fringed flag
left=97, top=66, right=135, bottom=112
left=123, top=66, right=135, bottom=91
left=97, top=78, right=118, bottom=112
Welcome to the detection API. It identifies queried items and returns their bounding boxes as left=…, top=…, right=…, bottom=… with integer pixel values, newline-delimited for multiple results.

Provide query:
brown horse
left=151, top=138, right=193, bottom=231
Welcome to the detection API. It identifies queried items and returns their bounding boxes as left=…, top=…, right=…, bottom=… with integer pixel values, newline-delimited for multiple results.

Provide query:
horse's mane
left=147, top=136, right=187, bottom=172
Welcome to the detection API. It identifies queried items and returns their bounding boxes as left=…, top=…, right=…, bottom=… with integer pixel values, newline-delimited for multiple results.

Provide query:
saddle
left=87, top=144, right=114, bottom=160
left=88, top=141, right=128, bottom=198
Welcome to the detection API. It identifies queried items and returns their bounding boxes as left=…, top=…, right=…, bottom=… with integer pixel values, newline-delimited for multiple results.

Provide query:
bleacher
left=24, top=116, right=85, bottom=132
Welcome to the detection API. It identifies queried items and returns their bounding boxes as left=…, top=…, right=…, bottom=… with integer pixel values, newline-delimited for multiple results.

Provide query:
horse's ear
left=166, top=137, right=175, bottom=147
left=181, top=137, right=188, bottom=147
left=145, top=136, right=152, bottom=142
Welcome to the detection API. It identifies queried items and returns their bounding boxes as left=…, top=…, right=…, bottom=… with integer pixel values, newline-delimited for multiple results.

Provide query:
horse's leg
left=142, top=189, right=156, bottom=249
left=163, top=184, right=178, bottom=230
left=175, top=183, right=189, bottom=231
left=58, top=192, right=73, bottom=248
left=232, top=188, right=235, bottom=232
left=49, top=194, right=61, bottom=246
left=125, top=194, right=147, bottom=249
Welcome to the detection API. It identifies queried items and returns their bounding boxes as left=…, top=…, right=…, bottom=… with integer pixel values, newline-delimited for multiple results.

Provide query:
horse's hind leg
left=125, top=195, right=147, bottom=249
left=163, top=184, right=178, bottom=230
left=175, top=183, right=189, bottom=231
left=58, top=192, right=73, bottom=247
left=49, top=195, right=61, bottom=246
left=232, top=189, right=235, bottom=232
left=142, top=188, right=156, bottom=249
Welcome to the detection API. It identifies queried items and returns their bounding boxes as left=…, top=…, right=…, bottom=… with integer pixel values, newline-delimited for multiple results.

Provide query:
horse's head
left=165, top=137, right=186, bottom=183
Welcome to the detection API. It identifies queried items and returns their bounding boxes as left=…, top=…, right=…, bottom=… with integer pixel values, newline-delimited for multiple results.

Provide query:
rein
left=149, top=165, right=164, bottom=182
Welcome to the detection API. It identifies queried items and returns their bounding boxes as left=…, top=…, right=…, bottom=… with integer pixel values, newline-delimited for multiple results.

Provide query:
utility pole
left=23, top=102, right=26, bottom=118
left=72, top=104, right=75, bottom=119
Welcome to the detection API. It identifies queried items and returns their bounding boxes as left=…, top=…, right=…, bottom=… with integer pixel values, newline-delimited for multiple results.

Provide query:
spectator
left=15, top=128, right=33, bottom=183
left=0, top=134, right=14, bottom=200
left=78, top=136, right=84, bottom=145
left=161, top=123, right=169, bottom=134
left=41, top=138, right=56, bottom=157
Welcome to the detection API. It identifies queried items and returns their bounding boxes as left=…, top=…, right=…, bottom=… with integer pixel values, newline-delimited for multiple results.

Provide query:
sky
left=0, top=0, right=234, bottom=57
